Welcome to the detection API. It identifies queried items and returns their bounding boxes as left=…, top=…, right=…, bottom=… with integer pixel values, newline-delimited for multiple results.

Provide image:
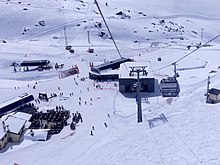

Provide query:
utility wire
left=174, top=34, right=220, bottom=64
left=94, top=0, right=122, bottom=58
left=151, top=64, right=172, bottom=72
left=152, top=34, right=220, bottom=72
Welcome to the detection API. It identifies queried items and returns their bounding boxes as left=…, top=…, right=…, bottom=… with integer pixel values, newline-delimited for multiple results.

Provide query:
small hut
left=4, top=112, right=32, bottom=143
left=207, top=88, right=220, bottom=104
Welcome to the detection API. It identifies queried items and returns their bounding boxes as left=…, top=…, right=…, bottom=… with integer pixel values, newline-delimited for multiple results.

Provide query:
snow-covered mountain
left=0, top=0, right=220, bottom=164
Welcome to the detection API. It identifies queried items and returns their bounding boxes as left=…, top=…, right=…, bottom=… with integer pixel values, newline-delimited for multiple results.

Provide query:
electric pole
left=201, top=28, right=204, bottom=41
left=206, top=75, right=210, bottom=103
left=87, top=31, right=91, bottom=44
left=94, top=0, right=122, bottom=58
left=136, top=69, right=142, bottom=123
left=172, top=62, right=177, bottom=79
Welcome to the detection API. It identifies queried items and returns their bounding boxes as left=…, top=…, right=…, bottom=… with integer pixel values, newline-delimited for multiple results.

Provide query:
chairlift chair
left=160, top=77, right=180, bottom=97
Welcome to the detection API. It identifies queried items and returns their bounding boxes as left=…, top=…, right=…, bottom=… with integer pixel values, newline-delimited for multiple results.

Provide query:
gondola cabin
left=160, top=77, right=180, bottom=97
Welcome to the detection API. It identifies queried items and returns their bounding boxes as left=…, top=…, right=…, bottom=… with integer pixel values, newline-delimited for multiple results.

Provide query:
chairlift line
left=152, top=34, right=220, bottom=72
left=174, top=34, right=220, bottom=64
left=94, top=0, right=122, bottom=58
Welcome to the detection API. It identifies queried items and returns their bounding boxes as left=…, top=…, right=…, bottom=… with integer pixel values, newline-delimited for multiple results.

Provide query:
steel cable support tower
left=94, top=0, right=122, bottom=58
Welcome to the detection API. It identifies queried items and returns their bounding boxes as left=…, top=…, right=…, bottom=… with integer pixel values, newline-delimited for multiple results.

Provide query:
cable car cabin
left=160, top=77, right=180, bottom=97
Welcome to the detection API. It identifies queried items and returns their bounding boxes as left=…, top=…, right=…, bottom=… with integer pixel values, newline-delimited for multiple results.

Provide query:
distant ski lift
left=160, top=77, right=180, bottom=97
left=65, top=45, right=72, bottom=50
left=87, top=47, right=94, bottom=53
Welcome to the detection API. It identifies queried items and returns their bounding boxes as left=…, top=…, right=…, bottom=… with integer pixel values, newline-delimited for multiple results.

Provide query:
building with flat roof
left=5, top=112, right=32, bottom=143
left=119, top=62, right=155, bottom=93
left=20, top=60, right=50, bottom=67
left=0, top=112, right=32, bottom=150
left=0, top=93, right=34, bottom=115
left=89, top=58, right=133, bottom=81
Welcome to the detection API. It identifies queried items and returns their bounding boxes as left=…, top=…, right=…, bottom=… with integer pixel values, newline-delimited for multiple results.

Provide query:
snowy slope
left=0, top=0, right=220, bottom=165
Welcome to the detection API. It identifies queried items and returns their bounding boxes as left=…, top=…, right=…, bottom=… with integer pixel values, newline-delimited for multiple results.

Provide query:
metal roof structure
left=209, top=88, right=220, bottom=95
left=5, top=116, right=26, bottom=134
left=92, top=57, right=133, bottom=72
left=0, top=93, right=34, bottom=114
left=20, top=60, right=50, bottom=67
left=2, top=112, right=32, bottom=135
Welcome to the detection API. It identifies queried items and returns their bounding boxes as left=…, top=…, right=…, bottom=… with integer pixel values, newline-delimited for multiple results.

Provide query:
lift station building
left=0, top=93, right=34, bottom=115
left=89, top=57, right=133, bottom=81
left=118, top=62, right=155, bottom=93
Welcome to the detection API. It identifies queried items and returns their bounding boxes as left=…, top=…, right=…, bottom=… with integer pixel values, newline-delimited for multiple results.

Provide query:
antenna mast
left=94, top=0, right=122, bottom=58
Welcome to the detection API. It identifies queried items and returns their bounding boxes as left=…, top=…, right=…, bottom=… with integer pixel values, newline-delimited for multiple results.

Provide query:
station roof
left=20, top=60, right=50, bottom=67
left=2, top=112, right=32, bottom=135
left=5, top=116, right=26, bottom=134
left=119, top=62, right=154, bottom=79
left=89, top=68, right=119, bottom=76
left=13, top=112, right=32, bottom=121
left=0, top=93, right=33, bottom=114
left=0, top=94, right=27, bottom=110
left=209, top=88, right=220, bottom=95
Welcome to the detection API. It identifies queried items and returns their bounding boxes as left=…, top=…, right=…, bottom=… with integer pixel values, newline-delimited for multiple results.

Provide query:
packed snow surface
left=0, top=0, right=220, bottom=164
